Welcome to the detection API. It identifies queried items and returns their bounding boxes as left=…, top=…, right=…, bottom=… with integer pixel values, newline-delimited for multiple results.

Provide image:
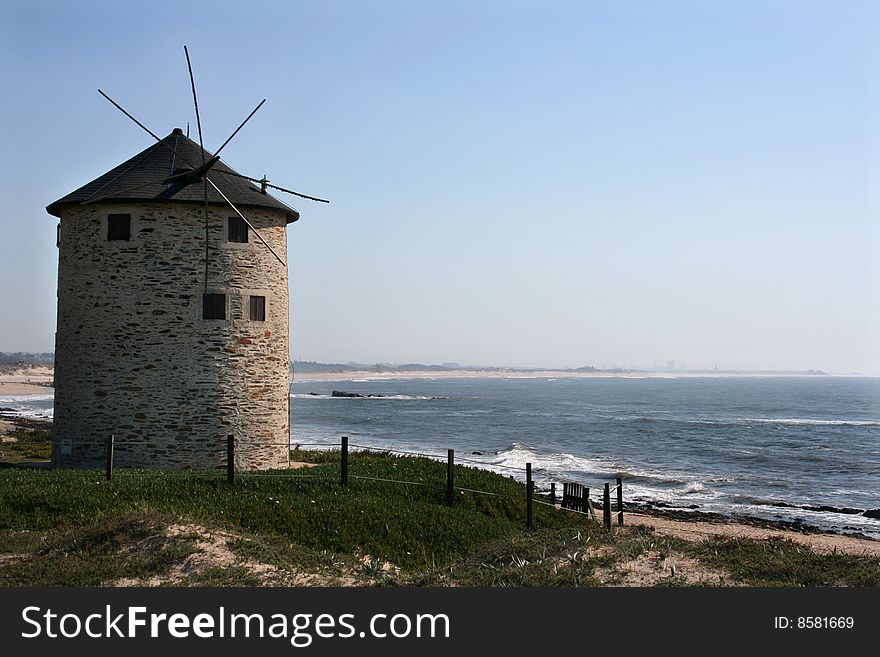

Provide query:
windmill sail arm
left=97, top=88, right=202, bottom=172
left=98, top=89, right=162, bottom=142
left=206, top=177, right=287, bottom=268
left=184, top=46, right=206, bottom=168
left=214, top=99, right=266, bottom=158
left=265, top=183, right=330, bottom=203
left=162, top=155, right=221, bottom=184
left=212, top=169, right=330, bottom=203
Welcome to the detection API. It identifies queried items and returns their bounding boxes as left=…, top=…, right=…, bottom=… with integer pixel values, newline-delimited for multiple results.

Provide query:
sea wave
left=0, top=393, right=55, bottom=403
left=0, top=393, right=55, bottom=420
left=0, top=406, right=53, bottom=419
left=740, top=418, right=880, bottom=426
left=481, top=442, right=612, bottom=476
left=606, top=414, right=880, bottom=427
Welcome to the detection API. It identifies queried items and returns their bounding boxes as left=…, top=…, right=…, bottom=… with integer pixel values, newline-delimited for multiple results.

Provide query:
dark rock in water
left=863, top=509, right=880, bottom=519
left=802, top=504, right=863, bottom=515
left=308, top=392, right=321, bottom=396
left=472, top=451, right=483, bottom=455
left=331, top=390, right=386, bottom=398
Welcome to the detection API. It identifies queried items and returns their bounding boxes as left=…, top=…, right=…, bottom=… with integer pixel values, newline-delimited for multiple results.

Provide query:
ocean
left=290, top=375, right=880, bottom=539
left=4, top=376, right=879, bottom=538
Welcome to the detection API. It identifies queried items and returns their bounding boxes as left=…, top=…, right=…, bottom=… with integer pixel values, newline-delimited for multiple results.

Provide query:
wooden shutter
left=202, top=294, right=226, bottom=320
left=228, top=217, right=249, bottom=243
left=107, top=214, right=131, bottom=241
left=249, top=295, right=266, bottom=321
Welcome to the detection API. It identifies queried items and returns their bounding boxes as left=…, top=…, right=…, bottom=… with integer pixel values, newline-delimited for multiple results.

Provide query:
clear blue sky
left=1, top=0, right=877, bottom=373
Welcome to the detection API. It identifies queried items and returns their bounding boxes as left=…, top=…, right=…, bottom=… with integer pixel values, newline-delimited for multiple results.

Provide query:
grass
left=0, top=512, right=198, bottom=586
left=0, top=446, right=878, bottom=587
left=0, top=450, right=579, bottom=576
left=0, top=428, right=51, bottom=463
left=179, top=566, right=263, bottom=587
left=686, top=536, right=880, bottom=587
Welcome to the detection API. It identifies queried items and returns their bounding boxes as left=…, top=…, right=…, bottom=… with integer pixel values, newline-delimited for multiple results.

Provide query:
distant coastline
left=290, top=360, right=835, bottom=383
left=0, top=352, right=862, bottom=393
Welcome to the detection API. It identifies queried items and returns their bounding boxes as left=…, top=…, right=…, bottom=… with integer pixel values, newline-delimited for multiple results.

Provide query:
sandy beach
left=0, top=367, right=54, bottom=395
left=0, top=382, right=51, bottom=395
left=626, top=512, right=879, bottom=557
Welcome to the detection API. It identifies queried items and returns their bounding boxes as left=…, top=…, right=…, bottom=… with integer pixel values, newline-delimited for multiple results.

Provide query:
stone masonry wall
left=52, top=201, right=291, bottom=470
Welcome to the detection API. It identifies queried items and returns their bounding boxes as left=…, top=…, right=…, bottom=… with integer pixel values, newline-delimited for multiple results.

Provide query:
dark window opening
left=107, top=214, right=131, bottom=241
left=202, top=293, right=226, bottom=320
left=249, top=295, right=266, bottom=321
left=228, top=216, right=249, bottom=243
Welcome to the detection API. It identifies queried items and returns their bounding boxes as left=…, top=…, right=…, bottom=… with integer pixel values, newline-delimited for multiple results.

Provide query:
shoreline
left=2, top=386, right=876, bottom=554
left=624, top=510, right=880, bottom=557
left=0, top=367, right=55, bottom=396
left=2, top=368, right=868, bottom=391
left=0, top=382, right=53, bottom=395
left=620, top=504, right=879, bottom=555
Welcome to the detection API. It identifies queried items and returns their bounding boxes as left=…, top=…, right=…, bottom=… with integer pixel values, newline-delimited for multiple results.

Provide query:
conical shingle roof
left=46, top=128, right=300, bottom=222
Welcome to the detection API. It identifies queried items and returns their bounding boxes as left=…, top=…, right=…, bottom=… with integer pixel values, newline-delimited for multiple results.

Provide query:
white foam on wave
left=484, top=442, right=612, bottom=476
left=609, top=414, right=880, bottom=427
left=742, top=417, right=880, bottom=427
left=0, top=393, right=55, bottom=403
left=483, top=443, right=731, bottom=505
left=673, top=416, right=880, bottom=427
left=4, top=407, right=54, bottom=419
left=0, top=392, right=55, bottom=420
left=625, top=481, right=722, bottom=504
left=0, top=406, right=53, bottom=418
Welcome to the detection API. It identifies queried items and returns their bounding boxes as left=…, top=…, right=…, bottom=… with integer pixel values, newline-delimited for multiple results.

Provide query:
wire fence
left=0, top=434, right=626, bottom=529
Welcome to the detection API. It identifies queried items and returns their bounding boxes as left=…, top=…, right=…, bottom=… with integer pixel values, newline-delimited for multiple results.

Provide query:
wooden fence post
left=617, top=477, right=624, bottom=526
left=582, top=486, right=590, bottom=518
left=585, top=487, right=597, bottom=522
left=550, top=482, right=556, bottom=505
left=341, top=436, right=349, bottom=486
left=603, top=482, right=611, bottom=529
left=227, top=435, right=234, bottom=484
left=447, top=449, right=455, bottom=506
left=105, top=434, right=114, bottom=481
left=526, top=462, right=533, bottom=529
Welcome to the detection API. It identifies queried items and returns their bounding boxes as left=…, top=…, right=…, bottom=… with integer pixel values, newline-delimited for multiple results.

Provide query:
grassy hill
left=1, top=440, right=878, bottom=587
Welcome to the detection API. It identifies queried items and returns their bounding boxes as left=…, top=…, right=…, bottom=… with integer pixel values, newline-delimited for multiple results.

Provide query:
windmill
left=93, top=45, right=328, bottom=287
left=46, top=47, right=329, bottom=470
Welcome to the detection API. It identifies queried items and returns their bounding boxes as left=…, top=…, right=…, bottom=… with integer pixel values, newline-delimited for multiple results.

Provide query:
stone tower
left=46, top=128, right=298, bottom=470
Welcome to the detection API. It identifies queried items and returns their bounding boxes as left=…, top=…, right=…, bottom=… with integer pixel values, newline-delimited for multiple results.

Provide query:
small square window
left=228, top=217, right=249, bottom=243
left=249, top=295, right=266, bottom=321
left=202, top=293, right=226, bottom=320
left=108, top=214, right=131, bottom=241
